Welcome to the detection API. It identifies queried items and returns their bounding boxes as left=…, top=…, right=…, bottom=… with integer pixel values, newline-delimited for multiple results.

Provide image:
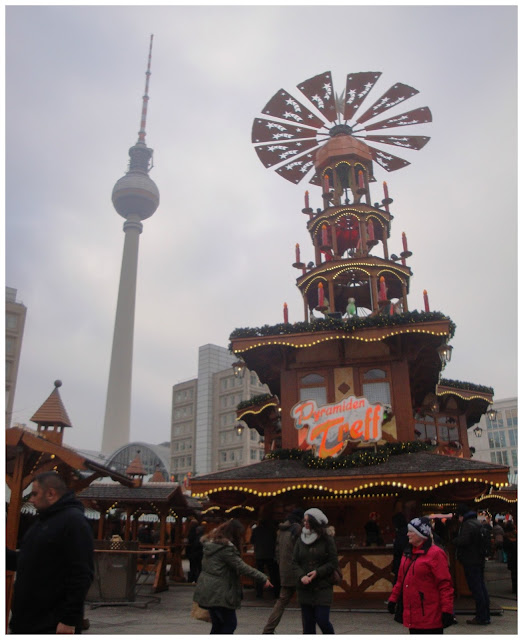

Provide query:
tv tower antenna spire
left=137, top=34, right=153, bottom=145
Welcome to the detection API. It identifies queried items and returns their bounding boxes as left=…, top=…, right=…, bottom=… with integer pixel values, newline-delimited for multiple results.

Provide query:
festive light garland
left=265, top=441, right=434, bottom=470
left=229, top=311, right=456, bottom=348
left=439, top=378, right=494, bottom=395
left=236, top=393, right=276, bottom=412
left=192, top=476, right=509, bottom=500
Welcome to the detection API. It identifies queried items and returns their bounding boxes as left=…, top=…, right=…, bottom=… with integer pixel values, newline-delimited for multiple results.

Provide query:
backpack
left=474, top=522, right=491, bottom=559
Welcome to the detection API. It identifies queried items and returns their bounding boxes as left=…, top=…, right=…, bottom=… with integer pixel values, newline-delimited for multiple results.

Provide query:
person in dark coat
left=263, top=507, right=303, bottom=634
left=503, top=521, right=517, bottom=594
left=387, top=517, right=454, bottom=634
left=365, top=511, right=384, bottom=546
left=292, top=507, right=338, bottom=634
left=251, top=517, right=280, bottom=598
left=7, top=471, right=94, bottom=634
left=452, top=504, right=490, bottom=625
left=391, top=512, right=409, bottom=584
left=193, top=518, right=272, bottom=634
left=186, top=521, right=204, bottom=583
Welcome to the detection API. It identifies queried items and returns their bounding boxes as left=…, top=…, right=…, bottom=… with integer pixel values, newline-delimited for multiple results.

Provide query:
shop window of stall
left=437, top=415, right=460, bottom=443
left=414, top=413, right=437, bottom=443
left=299, top=372, right=327, bottom=406
left=361, top=368, right=391, bottom=406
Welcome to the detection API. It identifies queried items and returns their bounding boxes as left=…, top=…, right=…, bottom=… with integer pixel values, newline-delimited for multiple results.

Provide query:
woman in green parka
left=292, top=508, right=338, bottom=634
left=193, top=518, right=272, bottom=634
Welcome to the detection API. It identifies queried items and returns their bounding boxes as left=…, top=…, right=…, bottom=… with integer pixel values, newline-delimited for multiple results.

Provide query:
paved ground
left=85, top=559, right=517, bottom=635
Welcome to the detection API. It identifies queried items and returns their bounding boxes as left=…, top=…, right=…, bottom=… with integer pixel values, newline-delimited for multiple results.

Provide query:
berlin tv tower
left=102, top=35, right=159, bottom=454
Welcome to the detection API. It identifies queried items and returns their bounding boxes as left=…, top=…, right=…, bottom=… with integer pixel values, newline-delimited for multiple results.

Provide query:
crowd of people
left=6, top=470, right=517, bottom=636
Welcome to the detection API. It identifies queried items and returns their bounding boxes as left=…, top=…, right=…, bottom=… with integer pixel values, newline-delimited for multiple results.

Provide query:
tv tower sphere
left=112, top=142, right=159, bottom=220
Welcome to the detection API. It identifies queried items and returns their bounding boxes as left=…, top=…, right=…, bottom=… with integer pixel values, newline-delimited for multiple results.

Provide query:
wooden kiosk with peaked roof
left=191, top=72, right=510, bottom=600
left=6, top=381, right=135, bottom=626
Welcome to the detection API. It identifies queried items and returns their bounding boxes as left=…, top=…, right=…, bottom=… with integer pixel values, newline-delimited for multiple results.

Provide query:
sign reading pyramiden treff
left=291, top=396, right=383, bottom=458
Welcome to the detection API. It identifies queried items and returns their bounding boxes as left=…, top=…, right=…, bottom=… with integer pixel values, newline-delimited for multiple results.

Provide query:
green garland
left=229, top=310, right=456, bottom=348
left=439, top=378, right=494, bottom=395
left=265, top=440, right=434, bottom=470
left=237, top=393, right=276, bottom=412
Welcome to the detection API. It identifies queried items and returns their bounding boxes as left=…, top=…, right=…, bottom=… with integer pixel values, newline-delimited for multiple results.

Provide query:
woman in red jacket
left=387, top=517, right=454, bottom=634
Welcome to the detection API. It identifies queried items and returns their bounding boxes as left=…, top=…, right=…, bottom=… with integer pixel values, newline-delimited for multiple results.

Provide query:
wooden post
left=370, top=276, right=379, bottom=313
left=124, top=508, right=132, bottom=541
left=97, top=512, right=105, bottom=540
left=6, top=447, right=25, bottom=631
left=328, top=279, right=335, bottom=314
left=401, top=282, right=409, bottom=312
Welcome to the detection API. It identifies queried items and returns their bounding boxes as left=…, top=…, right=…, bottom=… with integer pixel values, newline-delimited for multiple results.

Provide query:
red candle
left=383, top=181, right=389, bottom=200
left=318, top=282, right=324, bottom=307
left=379, top=276, right=387, bottom=301
left=367, top=221, right=375, bottom=241
left=305, top=190, right=310, bottom=209
left=423, top=289, right=430, bottom=312
left=283, top=302, right=289, bottom=323
left=402, top=232, right=408, bottom=252
left=323, top=174, right=330, bottom=193
left=321, top=224, right=329, bottom=246
left=295, top=243, right=300, bottom=263
left=358, top=171, right=364, bottom=189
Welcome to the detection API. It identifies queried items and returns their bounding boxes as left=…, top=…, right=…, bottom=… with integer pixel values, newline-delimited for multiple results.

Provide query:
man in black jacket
left=7, top=471, right=94, bottom=634
left=452, top=503, right=490, bottom=626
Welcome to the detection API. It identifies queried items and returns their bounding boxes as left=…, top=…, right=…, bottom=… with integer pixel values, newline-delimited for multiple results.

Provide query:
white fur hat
left=304, top=508, right=328, bottom=525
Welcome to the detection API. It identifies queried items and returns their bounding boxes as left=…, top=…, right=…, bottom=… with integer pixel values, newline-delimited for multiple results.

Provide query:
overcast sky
left=6, top=5, right=518, bottom=453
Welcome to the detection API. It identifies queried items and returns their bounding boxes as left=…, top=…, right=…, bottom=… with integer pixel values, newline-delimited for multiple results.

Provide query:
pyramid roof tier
left=190, top=452, right=509, bottom=506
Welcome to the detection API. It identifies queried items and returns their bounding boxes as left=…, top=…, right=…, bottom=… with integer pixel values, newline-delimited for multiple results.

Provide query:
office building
left=170, top=344, right=267, bottom=479
left=5, top=287, right=27, bottom=428
left=468, top=397, right=517, bottom=484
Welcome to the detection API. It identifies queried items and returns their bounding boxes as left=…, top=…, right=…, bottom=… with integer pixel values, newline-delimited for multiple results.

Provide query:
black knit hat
left=456, top=503, right=471, bottom=516
left=408, top=517, right=432, bottom=540
left=289, top=508, right=304, bottom=523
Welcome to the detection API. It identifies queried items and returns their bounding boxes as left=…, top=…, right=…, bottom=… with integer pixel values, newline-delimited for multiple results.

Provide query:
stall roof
left=191, top=451, right=509, bottom=504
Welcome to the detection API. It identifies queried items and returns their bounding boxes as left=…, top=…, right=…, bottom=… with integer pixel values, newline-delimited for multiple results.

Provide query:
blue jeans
left=463, top=564, right=490, bottom=623
left=209, top=607, right=237, bottom=634
left=300, top=604, right=334, bottom=634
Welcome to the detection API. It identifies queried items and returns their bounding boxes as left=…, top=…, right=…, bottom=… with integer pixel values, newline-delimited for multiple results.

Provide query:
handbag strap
left=398, top=555, right=418, bottom=596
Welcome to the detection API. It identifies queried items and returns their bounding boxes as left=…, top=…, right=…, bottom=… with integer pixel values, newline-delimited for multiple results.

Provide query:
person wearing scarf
left=292, top=508, right=338, bottom=634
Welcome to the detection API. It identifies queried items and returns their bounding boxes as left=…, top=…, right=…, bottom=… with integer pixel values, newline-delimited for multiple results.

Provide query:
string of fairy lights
left=192, top=476, right=510, bottom=501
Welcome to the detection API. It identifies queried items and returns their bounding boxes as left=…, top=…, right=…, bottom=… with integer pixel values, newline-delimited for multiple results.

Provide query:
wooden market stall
left=5, top=382, right=135, bottom=626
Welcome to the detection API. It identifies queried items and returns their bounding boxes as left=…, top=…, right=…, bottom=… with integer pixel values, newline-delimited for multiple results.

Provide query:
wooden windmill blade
left=296, top=71, right=338, bottom=123
left=261, top=88, right=326, bottom=129
left=343, top=72, right=382, bottom=122
left=362, top=135, right=431, bottom=151
left=355, top=83, right=420, bottom=125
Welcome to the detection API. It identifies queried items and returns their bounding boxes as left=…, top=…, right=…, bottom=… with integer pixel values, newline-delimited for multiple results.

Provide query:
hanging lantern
left=232, top=360, right=246, bottom=379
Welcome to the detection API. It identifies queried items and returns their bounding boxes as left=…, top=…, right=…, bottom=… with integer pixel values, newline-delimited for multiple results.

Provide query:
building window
left=6, top=313, right=18, bottom=330
left=414, top=413, right=437, bottom=442
left=299, top=372, right=327, bottom=405
left=508, top=429, right=517, bottom=447
left=437, top=416, right=459, bottom=442
left=361, top=368, right=391, bottom=406
left=6, top=336, right=16, bottom=356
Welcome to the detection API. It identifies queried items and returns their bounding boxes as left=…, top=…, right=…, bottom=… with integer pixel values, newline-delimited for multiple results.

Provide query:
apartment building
left=5, top=287, right=27, bottom=428
left=170, top=344, right=268, bottom=480
left=468, top=396, right=517, bottom=484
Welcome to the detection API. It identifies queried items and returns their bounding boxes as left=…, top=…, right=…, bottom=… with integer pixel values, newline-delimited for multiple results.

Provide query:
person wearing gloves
left=387, top=517, right=454, bottom=634
left=193, top=518, right=273, bottom=634
left=292, top=508, right=338, bottom=634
